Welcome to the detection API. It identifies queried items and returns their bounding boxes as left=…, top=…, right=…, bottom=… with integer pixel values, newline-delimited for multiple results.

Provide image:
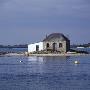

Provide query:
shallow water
left=0, top=56, right=90, bottom=90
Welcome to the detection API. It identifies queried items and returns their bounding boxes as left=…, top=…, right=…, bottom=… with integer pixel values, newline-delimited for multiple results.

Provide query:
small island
left=0, top=33, right=89, bottom=57
left=27, top=33, right=89, bottom=56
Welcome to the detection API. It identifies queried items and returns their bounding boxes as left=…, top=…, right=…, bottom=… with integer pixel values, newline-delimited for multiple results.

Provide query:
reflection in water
left=27, top=56, right=69, bottom=74
left=28, top=56, right=44, bottom=63
left=27, top=56, right=44, bottom=74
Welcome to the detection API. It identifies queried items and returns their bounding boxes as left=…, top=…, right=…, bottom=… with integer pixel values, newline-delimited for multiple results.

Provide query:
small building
left=28, top=33, right=70, bottom=53
left=43, top=33, right=70, bottom=53
left=28, top=42, right=43, bottom=53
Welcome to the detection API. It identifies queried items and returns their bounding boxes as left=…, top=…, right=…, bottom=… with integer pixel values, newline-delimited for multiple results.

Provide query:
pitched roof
left=43, top=33, right=69, bottom=41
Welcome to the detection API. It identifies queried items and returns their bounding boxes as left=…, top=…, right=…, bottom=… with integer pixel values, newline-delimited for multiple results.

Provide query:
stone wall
left=43, top=38, right=70, bottom=53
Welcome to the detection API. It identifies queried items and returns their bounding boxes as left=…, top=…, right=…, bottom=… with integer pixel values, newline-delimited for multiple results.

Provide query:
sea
left=0, top=48, right=90, bottom=90
left=0, top=47, right=28, bottom=53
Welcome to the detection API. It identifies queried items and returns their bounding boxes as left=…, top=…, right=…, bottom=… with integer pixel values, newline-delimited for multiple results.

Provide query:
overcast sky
left=0, top=0, right=90, bottom=45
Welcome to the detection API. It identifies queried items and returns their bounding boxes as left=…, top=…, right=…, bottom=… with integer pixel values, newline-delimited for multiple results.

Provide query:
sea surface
left=0, top=48, right=90, bottom=90
left=72, top=47, right=90, bottom=53
left=0, top=47, right=27, bottom=53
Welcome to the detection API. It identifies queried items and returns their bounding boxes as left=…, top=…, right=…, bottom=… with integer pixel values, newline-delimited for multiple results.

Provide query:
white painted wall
left=28, top=42, right=43, bottom=53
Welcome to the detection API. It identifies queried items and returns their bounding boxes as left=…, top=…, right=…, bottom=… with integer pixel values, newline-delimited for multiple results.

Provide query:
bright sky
left=0, top=0, right=90, bottom=45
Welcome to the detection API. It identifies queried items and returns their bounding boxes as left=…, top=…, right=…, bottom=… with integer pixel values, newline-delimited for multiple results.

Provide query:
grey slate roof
left=43, top=33, right=69, bottom=41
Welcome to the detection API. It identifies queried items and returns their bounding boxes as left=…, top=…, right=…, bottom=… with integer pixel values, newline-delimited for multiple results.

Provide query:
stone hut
left=43, top=33, right=70, bottom=53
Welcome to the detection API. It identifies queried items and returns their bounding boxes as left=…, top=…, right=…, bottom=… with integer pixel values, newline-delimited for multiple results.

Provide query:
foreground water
left=0, top=56, right=90, bottom=90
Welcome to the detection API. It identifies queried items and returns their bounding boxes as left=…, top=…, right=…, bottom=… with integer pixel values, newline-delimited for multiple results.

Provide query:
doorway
left=53, top=43, right=57, bottom=51
left=36, top=45, right=39, bottom=51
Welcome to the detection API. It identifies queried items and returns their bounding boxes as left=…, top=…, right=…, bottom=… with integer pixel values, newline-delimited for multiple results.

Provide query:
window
left=47, top=43, right=49, bottom=48
left=59, top=43, right=62, bottom=48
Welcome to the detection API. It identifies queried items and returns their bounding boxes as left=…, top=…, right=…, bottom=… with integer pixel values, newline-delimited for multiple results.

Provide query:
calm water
left=0, top=48, right=27, bottom=53
left=72, top=48, right=90, bottom=53
left=0, top=55, right=90, bottom=90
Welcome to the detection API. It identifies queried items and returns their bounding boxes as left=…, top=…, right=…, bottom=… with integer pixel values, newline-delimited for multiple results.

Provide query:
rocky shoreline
left=0, top=51, right=89, bottom=57
left=0, top=52, right=24, bottom=57
left=27, top=53, right=90, bottom=57
left=0, top=52, right=89, bottom=57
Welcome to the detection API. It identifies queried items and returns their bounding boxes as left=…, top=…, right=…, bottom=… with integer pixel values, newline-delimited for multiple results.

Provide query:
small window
left=59, top=43, right=62, bottom=48
left=47, top=43, right=49, bottom=48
